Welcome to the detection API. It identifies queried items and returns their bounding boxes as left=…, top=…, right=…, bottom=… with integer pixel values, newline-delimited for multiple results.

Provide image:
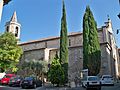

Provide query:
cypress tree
left=83, top=6, right=101, bottom=75
left=83, top=7, right=89, bottom=70
left=60, top=1, right=68, bottom=83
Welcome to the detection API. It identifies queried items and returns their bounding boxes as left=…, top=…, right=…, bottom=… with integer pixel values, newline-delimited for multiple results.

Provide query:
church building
left=5, top=11, right=120, bottom=81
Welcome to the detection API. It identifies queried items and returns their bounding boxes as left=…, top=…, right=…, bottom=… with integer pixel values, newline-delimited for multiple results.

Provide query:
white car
left=100, top=75, right=114, bottom=86
left=81, top=76, right=101, bottom=90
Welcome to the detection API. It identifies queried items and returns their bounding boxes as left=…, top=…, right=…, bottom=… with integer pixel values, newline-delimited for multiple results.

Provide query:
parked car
left=0, top=72, right=6, bottom=82
left=81, top=76, right=101, bottom=90
left=8, top=75, right=23, bottom=87
left=100, top=75, right=114, bottom=86
left=20, top=76, right=42, bottom=89
left=1, top=74, right=15, bottom=85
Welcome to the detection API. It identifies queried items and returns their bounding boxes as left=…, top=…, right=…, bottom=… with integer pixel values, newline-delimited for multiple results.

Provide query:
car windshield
left=103, top=76, right=112, bottom=78
left=11, top=77, right=20, bottom=80
left=88, top=76, right=99, bottom=81
left=24, top=77, right=33, bottom=80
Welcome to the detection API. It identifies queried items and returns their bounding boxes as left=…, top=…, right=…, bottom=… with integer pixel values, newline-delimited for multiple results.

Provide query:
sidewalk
left=42, top=82, right=81, bottom=90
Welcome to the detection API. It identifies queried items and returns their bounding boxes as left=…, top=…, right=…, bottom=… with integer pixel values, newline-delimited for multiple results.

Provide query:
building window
left=69, top=39, right=71, bottom=46
left=15, top=27, right=18, bottom=37
left=45, top=42, right=47, bottom=48
left=6, top=26, right=9, bottom=32
left=39, top=57, right=44, bottom=60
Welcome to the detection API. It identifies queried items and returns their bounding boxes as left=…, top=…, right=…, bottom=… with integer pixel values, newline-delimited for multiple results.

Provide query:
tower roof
left=10, top=11, right=17, bottom=22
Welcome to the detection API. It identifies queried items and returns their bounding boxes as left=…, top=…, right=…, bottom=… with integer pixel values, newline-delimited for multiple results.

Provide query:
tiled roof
left=19, top=28, right=103, bottom=45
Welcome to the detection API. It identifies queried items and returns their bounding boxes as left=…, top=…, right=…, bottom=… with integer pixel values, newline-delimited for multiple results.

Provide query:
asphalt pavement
left=0, top=82, right=120, bottom=90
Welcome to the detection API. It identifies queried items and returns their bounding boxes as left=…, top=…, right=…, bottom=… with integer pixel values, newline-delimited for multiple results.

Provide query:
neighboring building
left=6, top=12, right=120, bottom=81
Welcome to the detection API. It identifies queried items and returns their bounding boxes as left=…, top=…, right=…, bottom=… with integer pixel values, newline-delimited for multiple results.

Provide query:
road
left=0, top=85, right=44, bottom=90
left=0, top=83, right=120, bottom=90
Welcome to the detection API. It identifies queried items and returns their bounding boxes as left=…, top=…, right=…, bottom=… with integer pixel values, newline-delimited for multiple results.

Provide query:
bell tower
left=5, top=11, right=21, bottom=41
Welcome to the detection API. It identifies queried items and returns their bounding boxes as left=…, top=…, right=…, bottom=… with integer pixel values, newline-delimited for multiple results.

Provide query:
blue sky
left=0, top=0, right=120, bottom=47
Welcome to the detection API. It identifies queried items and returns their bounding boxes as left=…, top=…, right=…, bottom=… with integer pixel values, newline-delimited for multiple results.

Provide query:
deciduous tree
left=21, top=60, right=48, bottom=78
left=0, top=32, right=22, bottom=72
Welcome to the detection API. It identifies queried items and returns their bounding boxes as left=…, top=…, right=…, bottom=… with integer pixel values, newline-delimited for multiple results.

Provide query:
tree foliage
left=60, top=1, right=68, bottom=83
left=0, top=32, right=23, bottom=72
left=21, top=59, right=48, bottom=77
left=48, top=56, right=64, bottom=86
left=60, top=0, right=68, bottom=64
left=83, top=6, right=101, bottom=75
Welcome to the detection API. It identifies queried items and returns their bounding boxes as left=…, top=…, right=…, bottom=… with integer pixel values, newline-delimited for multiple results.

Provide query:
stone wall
left=100, top=44, right=112, bottom=75
left=21, top=42, right=46, bottom=51
left=20, top=49, right=45, bottom=63
left=68, top=46, right=83, bottom=80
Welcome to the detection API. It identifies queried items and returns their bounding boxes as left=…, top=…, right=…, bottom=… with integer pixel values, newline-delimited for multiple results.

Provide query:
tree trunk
left=42, top=73, right=44, bottom=86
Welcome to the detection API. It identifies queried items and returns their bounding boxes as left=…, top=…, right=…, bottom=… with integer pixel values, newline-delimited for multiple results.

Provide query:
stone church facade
left=5, top=12, right=120, bottom=80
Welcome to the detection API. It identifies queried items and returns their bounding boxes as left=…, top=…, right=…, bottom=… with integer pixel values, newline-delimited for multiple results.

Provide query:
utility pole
left=0, top=0, right=3, bottom=22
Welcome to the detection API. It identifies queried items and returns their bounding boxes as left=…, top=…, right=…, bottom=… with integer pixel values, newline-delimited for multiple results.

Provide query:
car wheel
left=98, top=87, right=101, bottom=90
left=81, top=83, right=84, bottom=87
left=9, top=84, right=13, bottom=87
left=21, top=86, right=25, bottom=89
left=112, top=84, right=114, bottom=86
left=33, top=84, right=36, bottom=89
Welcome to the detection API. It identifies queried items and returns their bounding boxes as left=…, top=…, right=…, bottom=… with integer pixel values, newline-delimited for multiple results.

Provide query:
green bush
left=48, top=58, right=65, bottom=86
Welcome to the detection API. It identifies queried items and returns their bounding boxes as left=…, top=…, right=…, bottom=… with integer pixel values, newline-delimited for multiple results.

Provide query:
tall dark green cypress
left=60, top=1, right=68, bottom=83
left=83, top=6, right=101, bottom=76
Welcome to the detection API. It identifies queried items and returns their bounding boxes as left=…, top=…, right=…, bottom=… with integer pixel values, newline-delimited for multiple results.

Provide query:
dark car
left=8, top=76, right=23, bottom=87
left=20, top=76, right=42, bottom=89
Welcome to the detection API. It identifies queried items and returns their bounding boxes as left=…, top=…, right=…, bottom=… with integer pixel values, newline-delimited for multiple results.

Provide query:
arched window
left=15, top=27, right=18, bottom=37
left=69, top=39, right=71, bottom=46
left=6, top=26, right=9, bottom=32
